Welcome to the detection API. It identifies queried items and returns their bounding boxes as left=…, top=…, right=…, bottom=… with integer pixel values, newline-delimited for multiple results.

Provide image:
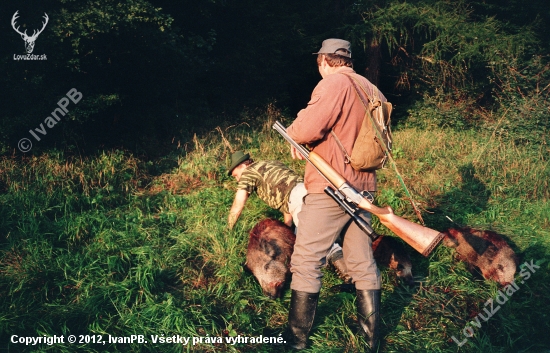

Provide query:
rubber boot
left=285, top=290, right=319, bottom=350
left=356, top=289, right=381, bottom=351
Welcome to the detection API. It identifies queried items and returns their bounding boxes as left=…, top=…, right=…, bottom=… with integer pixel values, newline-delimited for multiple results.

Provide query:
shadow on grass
left=426, top=162, right=491, bottom=231
left=379, top=280, right=417, bottom=345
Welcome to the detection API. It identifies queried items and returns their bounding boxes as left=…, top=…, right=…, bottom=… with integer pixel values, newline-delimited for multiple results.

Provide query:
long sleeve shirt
left=287, top=67, right=385, bottom=193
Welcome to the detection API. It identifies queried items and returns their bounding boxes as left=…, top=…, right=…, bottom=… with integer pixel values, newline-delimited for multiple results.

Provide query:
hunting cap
left=227, top=151, right=250, bottom=175
left=313, top=38, right=351, bottom=58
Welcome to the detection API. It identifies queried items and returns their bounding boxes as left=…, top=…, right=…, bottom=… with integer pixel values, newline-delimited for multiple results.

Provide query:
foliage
left=0, top=0, right=355, bottom=155
left=1, top=0, right=550, bottom=154
left=485, top=54, right=550, bottom=146
left=349, top=0, right=539, bottom=89
left=1, top=1, right=549, bottom=351
left=0, top=0, right=215, bottom=154
left=1, top=107, right=549, bottom=352
left=346, top=0, right=547, bottom=132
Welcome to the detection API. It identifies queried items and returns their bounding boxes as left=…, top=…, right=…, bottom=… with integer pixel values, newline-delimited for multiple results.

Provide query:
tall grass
left=0, top=106, right=549, bottom=352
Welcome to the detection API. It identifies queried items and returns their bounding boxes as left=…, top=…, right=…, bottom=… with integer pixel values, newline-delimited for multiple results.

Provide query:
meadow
left=1, top=108, right=549, bottom=352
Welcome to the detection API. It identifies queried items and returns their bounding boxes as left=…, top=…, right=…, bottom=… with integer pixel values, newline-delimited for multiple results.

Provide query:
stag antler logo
left=11, top=11, right=49, bottom=54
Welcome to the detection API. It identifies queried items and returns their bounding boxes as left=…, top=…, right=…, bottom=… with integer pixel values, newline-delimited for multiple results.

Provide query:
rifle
left=273, top=121, right=444, bottom=256
left=324, top=186, right=379, bottom=242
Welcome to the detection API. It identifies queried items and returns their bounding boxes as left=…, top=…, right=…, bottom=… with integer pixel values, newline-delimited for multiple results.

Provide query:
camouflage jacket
left=237, top=160, right=303, bottom=214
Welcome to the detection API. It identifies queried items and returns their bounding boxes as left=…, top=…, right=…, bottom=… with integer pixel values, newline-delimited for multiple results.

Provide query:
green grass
left=0, top=108, right=549, bottom=352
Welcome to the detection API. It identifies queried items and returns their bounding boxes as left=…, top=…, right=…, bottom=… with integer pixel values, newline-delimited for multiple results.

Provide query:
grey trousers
left=290, top=193, right=380, bottom=293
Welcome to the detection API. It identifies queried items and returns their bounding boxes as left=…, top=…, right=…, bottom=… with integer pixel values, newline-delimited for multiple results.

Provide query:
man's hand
left=283, top=212, right=293, bottom=227
left=291, top=145, right=305, bottom=160
left=228, top=214, right=237, bottom=230
left=228, top=189, right=249, bottom=229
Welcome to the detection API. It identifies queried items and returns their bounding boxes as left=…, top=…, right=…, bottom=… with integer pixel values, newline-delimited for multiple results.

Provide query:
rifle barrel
left=273, top=121, right=310, bottom=158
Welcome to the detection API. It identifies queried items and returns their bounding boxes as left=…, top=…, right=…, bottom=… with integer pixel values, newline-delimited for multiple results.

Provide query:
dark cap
left=313, top=38, right=351, bottom=58
left=227, top=151, right=250, bottom=176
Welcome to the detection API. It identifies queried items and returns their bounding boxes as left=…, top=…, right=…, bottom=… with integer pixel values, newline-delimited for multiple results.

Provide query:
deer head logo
left=11, top=11, right=49, bottom=54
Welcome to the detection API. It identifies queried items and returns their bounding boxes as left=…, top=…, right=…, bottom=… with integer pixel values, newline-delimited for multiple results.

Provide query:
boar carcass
left=442, top=227, right=518, bottom=285
left=371, top=235, right=414, bottom=285
left=245, top=218, right=295, bottom=299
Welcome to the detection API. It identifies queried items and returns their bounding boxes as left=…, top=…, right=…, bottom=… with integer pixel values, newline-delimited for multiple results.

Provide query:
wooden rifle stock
left=312, top=150, right=444, bottom=256
left=357, top=199, right=444, bottom=256
left=308, top=152, right=346, bottom=188
left=273, top=120, right=444, bottom=256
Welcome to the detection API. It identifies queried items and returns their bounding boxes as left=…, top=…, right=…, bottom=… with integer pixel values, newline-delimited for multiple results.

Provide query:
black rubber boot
left=356, top=289, right=381, bottom=351
left=285, top=290, right=319, bottom=350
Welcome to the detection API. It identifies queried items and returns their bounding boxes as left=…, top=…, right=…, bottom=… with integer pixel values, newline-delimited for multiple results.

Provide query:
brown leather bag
left=331, top=73, right=393, bottom=171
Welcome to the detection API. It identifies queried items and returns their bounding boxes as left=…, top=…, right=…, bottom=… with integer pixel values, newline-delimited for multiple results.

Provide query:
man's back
left=287, top=68, right=380, bottom=193
left=237, top=160, right=303, bottom=213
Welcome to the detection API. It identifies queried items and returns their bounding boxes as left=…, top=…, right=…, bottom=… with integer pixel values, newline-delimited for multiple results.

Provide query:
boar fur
left=371, top=235, right=414, bottom=285
left=245, top=219, right=414, bottom=298
left=442, top=227, right=518, bottom=285
left=245, top=218, right=295, bottom=299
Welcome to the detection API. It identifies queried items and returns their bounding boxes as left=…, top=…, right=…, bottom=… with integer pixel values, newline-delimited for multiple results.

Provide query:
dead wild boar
left=245, top=218, right=295, bottom=299
left=442, top=227, right=518, bottom=285
left=330, top=235, right=414, bottom=285
left=246, top=219, right=415, bottom=298
left=371, top=235, right=414, bottom=285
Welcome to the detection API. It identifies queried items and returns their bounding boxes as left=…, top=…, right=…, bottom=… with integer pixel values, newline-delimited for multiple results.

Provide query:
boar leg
left=356, top=289, right=381, bottom=351
left=285, top=290, right=319, bottom=350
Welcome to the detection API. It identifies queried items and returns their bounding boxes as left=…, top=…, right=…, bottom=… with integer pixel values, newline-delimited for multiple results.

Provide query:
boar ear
left=260, top=239, right=282, bottom=259
left=462, top=230, right=492, bottom=255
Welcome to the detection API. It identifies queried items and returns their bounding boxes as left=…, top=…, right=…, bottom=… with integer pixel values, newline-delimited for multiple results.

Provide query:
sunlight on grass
left=1, top=106, right=548, bottom=352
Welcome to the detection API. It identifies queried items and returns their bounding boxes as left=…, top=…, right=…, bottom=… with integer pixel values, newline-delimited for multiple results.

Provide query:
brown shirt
left=287, top=67, right=385, bottom=193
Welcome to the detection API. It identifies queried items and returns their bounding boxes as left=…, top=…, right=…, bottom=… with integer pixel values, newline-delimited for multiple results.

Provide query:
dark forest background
left=0, top=0, right=548, bottom=157
left=1, top=2, right=549, bottom=352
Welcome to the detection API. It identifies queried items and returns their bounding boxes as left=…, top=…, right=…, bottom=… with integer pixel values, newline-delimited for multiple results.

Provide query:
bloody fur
left=245, top=219, right=295, bottom=299
left=442, top=227, right=518, bottom=285
left=246, top=219, right=414, bottom=298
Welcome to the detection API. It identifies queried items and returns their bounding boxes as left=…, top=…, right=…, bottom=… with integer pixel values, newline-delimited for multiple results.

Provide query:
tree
left=0, top=0, right=215, bottom=154
left=346, top=0, right=546, bottom=129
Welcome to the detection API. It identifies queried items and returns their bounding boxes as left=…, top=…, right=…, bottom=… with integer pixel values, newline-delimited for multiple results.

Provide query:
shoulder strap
left=342, top=74, right=426, bottom=225
left=330, top=72, right=379, bottom=163
left=342, top=72, right=381, bottom=111
left=341, top=73, right=389, bottom=154
left=330, top=129, right=352, bottom=164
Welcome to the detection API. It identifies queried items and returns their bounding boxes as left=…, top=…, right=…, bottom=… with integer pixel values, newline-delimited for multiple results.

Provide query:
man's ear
left=320, top=55, right=328, bottom=68
left=236, top=163, right=246, bottom=176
